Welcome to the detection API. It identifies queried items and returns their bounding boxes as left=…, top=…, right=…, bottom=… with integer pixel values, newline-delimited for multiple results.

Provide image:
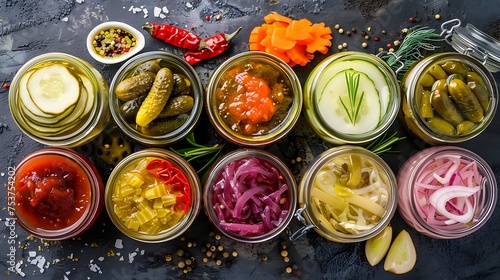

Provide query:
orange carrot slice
left=271, top=27, right=296, bottom=51
left=264, top=12, right=292, bottom=24
left=285, top=18, right=313, bottom=41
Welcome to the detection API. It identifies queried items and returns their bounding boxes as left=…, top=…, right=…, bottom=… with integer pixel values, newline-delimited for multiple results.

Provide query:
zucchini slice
left=26, top=64, right=80, bottom=115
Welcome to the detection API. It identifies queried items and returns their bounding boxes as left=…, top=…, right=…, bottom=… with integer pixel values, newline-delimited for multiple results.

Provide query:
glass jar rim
left=13, top=147, right=104, bottom=240
left=403, top=146, right=497, bottom=238
left=109, top=51, right=203, bottom=147
left=303, top=51, right=400, bottom=145
left=403, top=52, right=499, bottom=144
left=204, top=51, right=303, bottom=147
left=8, top=52, right=108, bottom=147
left=203, top=148, right=298, bottom=243
left=298, top=145, right=398, bottom=243
left=105, top=148, right=201, bottom=243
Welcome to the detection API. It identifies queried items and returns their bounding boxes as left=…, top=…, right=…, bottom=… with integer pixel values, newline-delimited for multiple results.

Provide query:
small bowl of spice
left=87, top=21, right=145, bottom=64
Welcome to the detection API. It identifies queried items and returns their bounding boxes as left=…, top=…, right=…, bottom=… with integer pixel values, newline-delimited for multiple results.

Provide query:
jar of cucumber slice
left=9, top=53, right=110, bottom=147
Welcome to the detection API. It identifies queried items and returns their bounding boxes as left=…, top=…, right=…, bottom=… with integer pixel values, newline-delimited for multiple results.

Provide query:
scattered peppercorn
left=409, top=17, right=416, bottom=22
left=261, top=254, right=268, bottom=261
left=364, top=35, right=370, bottom=40
left=205, top=15, right=211, bottom=21
left=386, top=43, right=392, bottom=49
left=284, top=257, right=290, bottom=263
left=286, top=267, right=293, bottom=273
left=178, top=261, right=186, bottom=269
left=338, top=44, right=343, bottom=50
left=373, top=36, right=379, bottom=41
left=367, top=27, right=371, bottom=32
left=351, top=28, right=357, bottom=33
left=334, top=24, right=340, bottom=30
left=394, top=40, right=400, bottom=46
left=346, top=31, right=351, bottom=36
left=338, top=28, right=344, bottom=34
left=435, top=14, right=441, bottom=20
left=281, top=250, right=289, bottom=258
left=165, top=255, right=173, bottom=262
left=362, top=42, right=368, bottom=48
left=381, top=30, right=386, bottom=34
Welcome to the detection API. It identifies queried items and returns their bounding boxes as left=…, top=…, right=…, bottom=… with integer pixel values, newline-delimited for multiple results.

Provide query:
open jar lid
left=441, top=19, right=500, bottom=72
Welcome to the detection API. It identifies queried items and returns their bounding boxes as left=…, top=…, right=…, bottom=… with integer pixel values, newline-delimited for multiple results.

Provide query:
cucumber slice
left=54, top=85, right=89, bottom=128
left=26, top=64, right=80, bottom=115
left=318, top=60, right=391, bottom=115
left=19, top=70, right=56, bottom=118
left=78, top=74, right=95, bottom=116
left=318, top=69, right=381, bottom=134
left=20, top=100, right=76, bottom=125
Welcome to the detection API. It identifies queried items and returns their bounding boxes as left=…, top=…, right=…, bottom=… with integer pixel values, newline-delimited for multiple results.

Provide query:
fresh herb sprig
left=366, top=131, right=406, bottom=155
left=170, top=133, right=225, bottom=176
left=339, top=71, right=365, bottom=125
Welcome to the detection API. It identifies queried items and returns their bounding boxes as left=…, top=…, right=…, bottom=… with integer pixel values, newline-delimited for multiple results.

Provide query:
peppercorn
left=435, top=14, right=441, bottom=20
left=362, top=42, right=368, bottom=48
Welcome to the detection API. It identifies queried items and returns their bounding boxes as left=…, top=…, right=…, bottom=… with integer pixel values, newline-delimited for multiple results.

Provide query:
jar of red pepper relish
left=12, top=148, right=104, bottom=240
left=105, top=148, right=201, bottom=243
left=397, top=146, right=497, bottom=239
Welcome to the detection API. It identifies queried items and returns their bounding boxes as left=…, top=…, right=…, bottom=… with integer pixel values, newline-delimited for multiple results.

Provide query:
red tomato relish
left=15, top=154, right=91, bottom=230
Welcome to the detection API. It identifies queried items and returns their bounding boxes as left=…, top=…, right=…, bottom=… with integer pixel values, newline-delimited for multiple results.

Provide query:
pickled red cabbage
left=211, top=157, right=290, bottom=237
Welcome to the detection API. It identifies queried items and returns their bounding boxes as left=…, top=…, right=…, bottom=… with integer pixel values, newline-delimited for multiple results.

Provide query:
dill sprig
left=385, top=26, right=443, bottom=78
left=366, top=131, right=406, bottom=155
left=339, top=71, right=365, bottom=125
left=170, top=133, right=225, bottom=176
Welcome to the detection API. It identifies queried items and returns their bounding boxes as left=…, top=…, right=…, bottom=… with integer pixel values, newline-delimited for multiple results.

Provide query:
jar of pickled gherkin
left=400, top=20, right=499, bottom=144
left=105, top=148, right=201, bottom=242
left=291, top=146, right=397, bottom=243
left=109, top=51, right=203, bottom=147
left=9, top=53, right=110, bottom=147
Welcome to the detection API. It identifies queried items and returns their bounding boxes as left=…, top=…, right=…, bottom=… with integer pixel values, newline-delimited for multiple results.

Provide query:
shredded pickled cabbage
left=312, top=154, right=390, bottom=234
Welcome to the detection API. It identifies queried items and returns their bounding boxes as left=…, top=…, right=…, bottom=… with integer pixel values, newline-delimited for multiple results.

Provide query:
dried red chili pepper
left=143, top=22, right=208, bottom=50
left=182, top=27, right=242, bottom=65
left=146, top=159, right=192, bottom=214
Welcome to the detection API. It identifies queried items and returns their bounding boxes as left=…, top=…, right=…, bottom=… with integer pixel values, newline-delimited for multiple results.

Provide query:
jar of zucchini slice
left=303, top=51, right=400, bottom=145
left=9, top=53, right=110, bottom=147
left=105, top=148, right=201, bottom=243
left=291, top=146, right=397, bottom=243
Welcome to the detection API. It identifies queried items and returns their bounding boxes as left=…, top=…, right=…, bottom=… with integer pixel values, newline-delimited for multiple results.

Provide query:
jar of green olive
left=399, top=52, right=498, bottom=144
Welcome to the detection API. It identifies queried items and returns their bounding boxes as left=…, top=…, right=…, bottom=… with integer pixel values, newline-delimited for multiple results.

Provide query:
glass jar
left=397, top=146, right=496, bottom=239
left=203, top=149, right=297, bottom=243
left=399, top=52, right=498, bottom=144
left=205, top=51, right=302, bottom=147
left=293, top=146, right=397, bottom=243
left=109, top=51, right=203, bottom=147
left=12, top=148, right=104, bottom=240
left=105, top=148, right=201, bottom=243
left=9, top=53, right=110, bottom=148
left=303, top=51, right=400, bottom=145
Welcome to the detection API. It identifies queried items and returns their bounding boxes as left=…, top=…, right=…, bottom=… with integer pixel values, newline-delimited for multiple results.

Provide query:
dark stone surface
left=1, top=0, right=500, bottom=279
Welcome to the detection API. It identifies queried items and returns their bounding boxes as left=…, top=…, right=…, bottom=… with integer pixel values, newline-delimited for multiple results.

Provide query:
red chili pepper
left=146, top=159, right=192, bottom=214
left=182, top=27, right=242, bottom=65
left=143, top=22, right=208, bottom=50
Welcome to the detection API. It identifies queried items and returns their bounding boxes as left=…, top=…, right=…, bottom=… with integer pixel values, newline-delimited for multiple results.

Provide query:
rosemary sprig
left=339, top=71, right=365, bottom=125
left=385, top=26, right=443, bottom=78
left=170, top=132, right=225, bottom=176
left=366, top=131, right=406, bottom=155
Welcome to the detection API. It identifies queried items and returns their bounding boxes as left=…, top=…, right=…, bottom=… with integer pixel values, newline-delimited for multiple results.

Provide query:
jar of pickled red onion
left=397, top=146, right=497, bottom=239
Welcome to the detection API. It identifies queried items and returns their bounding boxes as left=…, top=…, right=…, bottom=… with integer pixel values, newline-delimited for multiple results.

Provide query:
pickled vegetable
left=132, top=59, right=162, bottom=76
left=365, top=225, right=392, bottom=266
left=416, top=61, right=491, bottom=136
left=466, top=72, right=489, bottom=111
left=111, top=157, right=191, bottom=235
left=158, top=95, right=194, bottom=118
left=115, top=71, right=156, bottom=101
left=136, top=68, right=174, bottom=127
left=139, top=114, right=189, bottom=136
left=383, top=230, right=416, bottom=274
left=120, top=95, right=146, bottom=121
left=115, top=60, right=195, bottom=136
left=215, top=61, right=292, bottom=136
left=311, top=153, right=390, bottom=234
left=448, top=79, right=483, bottom=122
left=430, top=79, right=464, bottom=126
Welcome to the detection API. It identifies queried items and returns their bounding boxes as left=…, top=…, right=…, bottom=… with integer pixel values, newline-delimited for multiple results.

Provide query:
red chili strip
left=182, top=27, right=242, bottom=65
left=143, top=22, right=208, bottom=50
left=146, top=159, right=192, bottom=213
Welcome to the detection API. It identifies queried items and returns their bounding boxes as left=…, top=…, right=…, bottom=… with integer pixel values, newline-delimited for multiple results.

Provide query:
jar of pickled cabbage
left=203, top=149, right=297, bottom=243
left=105, top=148, right=201, bottom=242
left=292, top=146, right=397, bottom=243
left=397, top=146, right=497, bottom=239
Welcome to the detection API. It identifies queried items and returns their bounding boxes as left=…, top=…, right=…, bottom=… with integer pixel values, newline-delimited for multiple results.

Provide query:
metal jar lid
left=441, top=19, right=500, bottom=72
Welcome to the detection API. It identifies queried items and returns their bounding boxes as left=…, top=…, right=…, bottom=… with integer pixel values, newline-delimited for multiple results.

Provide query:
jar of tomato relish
left=12, top=148, right=104, bottom=240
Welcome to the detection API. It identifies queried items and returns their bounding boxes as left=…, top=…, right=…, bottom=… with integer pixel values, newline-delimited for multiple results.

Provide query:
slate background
left=1, top=0, right=500, bottom=279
